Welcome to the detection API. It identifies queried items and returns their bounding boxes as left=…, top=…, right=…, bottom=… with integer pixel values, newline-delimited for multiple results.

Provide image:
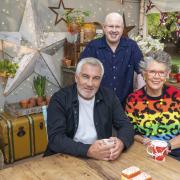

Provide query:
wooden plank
left=0, top=142, right=179, bottom=180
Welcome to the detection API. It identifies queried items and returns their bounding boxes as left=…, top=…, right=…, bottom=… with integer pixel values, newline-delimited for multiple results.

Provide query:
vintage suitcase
left=0, top=113, right=47, bottom=164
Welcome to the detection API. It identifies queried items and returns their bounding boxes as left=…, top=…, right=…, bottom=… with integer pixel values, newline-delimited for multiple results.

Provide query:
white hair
left=76, top=57, right=104, bottom=78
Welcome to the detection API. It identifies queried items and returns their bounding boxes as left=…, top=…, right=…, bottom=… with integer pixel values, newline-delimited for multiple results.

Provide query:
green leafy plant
left=64, top=9, right=90, bottom=26
left=171, top=64, right=179, bottom=73
left=147, top=12, right=179, bottom=46
left=0, top=59, right=18, bottom=77
left=33, top=75, right=46, bottom=97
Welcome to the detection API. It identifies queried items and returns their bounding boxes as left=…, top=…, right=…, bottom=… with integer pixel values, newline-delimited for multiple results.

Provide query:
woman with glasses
left=126, top=50, right=180, bottom=160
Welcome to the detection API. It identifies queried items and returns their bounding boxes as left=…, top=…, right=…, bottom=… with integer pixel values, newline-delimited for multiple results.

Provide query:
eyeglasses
left=146, top=70, right=167, bottom=77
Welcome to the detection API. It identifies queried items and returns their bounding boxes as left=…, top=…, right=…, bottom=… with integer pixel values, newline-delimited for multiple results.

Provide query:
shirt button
left=113, top=54, right=115, bottom=58
left=113, top=66, right=115, bottom=69
left=113, top=76, right=116, bottom=79
left=113, top=87, right=116, bottom=91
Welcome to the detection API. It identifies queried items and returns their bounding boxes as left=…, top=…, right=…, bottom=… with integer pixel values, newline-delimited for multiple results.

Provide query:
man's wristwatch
left=167, top=141, right=172, bottom=151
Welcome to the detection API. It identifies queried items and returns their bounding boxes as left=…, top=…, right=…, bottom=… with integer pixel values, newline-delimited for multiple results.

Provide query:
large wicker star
left=122, top=13, right=135, bottom=37
left=48, top=0, right=73, bottom=25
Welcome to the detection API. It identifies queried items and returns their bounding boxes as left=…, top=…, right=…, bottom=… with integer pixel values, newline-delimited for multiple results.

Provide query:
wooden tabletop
left=0, top=142, right=179, bottom=180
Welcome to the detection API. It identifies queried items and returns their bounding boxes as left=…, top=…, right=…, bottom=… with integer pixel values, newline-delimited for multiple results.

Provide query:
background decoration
left=48, top=0, right=73, bottom=25
left=0, top=0, right=141, bottom=109
left=123, top=13, right=135, bottom=37
left=1, top=0, right=67, bottom=96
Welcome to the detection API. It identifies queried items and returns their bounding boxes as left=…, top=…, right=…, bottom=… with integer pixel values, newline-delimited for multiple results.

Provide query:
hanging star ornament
left=48, top=0, right=73, bottom=25
left=0, top=0, right=67, bottom=96
left=122, top=13, right=135, bottom=37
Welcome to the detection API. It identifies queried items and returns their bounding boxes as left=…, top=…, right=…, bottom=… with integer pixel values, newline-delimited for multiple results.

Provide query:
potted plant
left=0, top=59, right=18, bottom=85
left=33, top=75, right=46, bottom=106
left=0, top=59, right=18, bottom=78
left=169, top=64, right=179, bottom=82
left=64, top=9, right=90, bottom=34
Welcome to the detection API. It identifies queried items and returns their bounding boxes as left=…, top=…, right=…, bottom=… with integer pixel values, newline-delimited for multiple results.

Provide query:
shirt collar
left=98, top=36, right=129, bottom=48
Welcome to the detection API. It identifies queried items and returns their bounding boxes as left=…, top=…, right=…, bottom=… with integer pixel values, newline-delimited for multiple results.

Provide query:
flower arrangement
left=130, top=35, right=164, bottom=56
left=64, top=9, right=90, bottom=34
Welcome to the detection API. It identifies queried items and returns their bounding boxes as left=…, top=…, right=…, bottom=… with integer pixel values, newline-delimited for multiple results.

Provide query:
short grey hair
left=76, top=57, right=104, bottom=78
left=139, top=50, right=171, bottom=73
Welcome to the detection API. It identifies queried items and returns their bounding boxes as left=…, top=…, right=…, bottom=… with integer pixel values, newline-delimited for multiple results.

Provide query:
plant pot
left=29, top=97, right=37, bottom=107
left=19, top=99, right=29, bottom=109
left=175, top=73, right=180, bottom=83
left=63, top=59, right=72, bottom=67
left=169, top=73, right=177, bottom=80
left=67, top=22, right=81, bottom=34
left=37, top=96, right=45, bottom=106
left=46, top=96, right=51, bottom=105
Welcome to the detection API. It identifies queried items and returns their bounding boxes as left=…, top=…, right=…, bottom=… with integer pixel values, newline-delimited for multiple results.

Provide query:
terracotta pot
left=37, top=96, right=44, bottom=106
left=175, top=73, right=180, bottom=82
left=63, top=59, right=71, bottom=67
left=29, top=97, right=37, bottom=107
left=19, top=99, right=29, bottom=109
left=67, top=22, right=81, bottom=34
left=46, top=96, right=51, bottom=105
left=169, top=73, right=177, bottom=80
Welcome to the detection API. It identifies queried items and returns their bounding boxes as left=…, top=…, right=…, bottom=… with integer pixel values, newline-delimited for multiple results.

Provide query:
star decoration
left=0, top=0, right=67, bottom=96
left=122, top=13, right=135, bottom=37
left=48, top=0, right=73, bottom=25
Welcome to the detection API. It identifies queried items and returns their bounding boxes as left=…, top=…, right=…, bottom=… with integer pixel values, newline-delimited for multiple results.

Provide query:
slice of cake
left=121, top=166, right=141, bottom=179
left=131, top=172, right=152, bottom=180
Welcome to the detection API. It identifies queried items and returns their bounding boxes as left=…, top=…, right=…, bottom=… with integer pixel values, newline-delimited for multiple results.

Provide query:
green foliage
left=147, top=12, right=179, bottom=45
left=0, top=59, right=18, bottom=77
left=64, top=9, right=91, bottom=26
left=33, top=75, right=46, bottom=97
left=171, top=64, right=179, bottom=73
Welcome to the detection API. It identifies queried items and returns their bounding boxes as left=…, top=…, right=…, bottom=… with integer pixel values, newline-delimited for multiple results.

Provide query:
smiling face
left=103, top=13, right=124, bottom=47
left=143, top=60, right=169, bottom=96
left=75, top=63, right=102, bottom=100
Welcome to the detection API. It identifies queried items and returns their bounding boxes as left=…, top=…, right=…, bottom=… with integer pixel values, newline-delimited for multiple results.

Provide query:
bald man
left=80, top=12, right=143, bottom=107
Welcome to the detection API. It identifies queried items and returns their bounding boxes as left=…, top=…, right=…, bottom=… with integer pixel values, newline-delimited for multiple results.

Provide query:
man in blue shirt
left=80, top=12, right=143, bottom=107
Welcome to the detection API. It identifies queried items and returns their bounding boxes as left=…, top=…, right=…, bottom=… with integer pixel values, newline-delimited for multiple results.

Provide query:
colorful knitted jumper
left=126, top=85, right=180, bottom=141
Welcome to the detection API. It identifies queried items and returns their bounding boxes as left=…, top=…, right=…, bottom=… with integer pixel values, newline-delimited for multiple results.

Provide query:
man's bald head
left=104, top=12, right=124, bottom=27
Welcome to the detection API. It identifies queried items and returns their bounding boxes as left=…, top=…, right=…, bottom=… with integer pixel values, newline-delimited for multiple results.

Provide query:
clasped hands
left=87, top=137, right=124, bottom=161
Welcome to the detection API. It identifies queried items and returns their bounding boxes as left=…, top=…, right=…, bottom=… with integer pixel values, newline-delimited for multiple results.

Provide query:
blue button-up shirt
left=80, top=36, right=143, bottom=106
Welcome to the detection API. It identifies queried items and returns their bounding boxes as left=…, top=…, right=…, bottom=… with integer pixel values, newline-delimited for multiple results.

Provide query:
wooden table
left=0, top=142, right=179, bottom=180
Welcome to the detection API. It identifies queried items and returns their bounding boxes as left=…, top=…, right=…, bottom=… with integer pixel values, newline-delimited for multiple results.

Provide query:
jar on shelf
left=82, top=23, right=96, bottom=42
